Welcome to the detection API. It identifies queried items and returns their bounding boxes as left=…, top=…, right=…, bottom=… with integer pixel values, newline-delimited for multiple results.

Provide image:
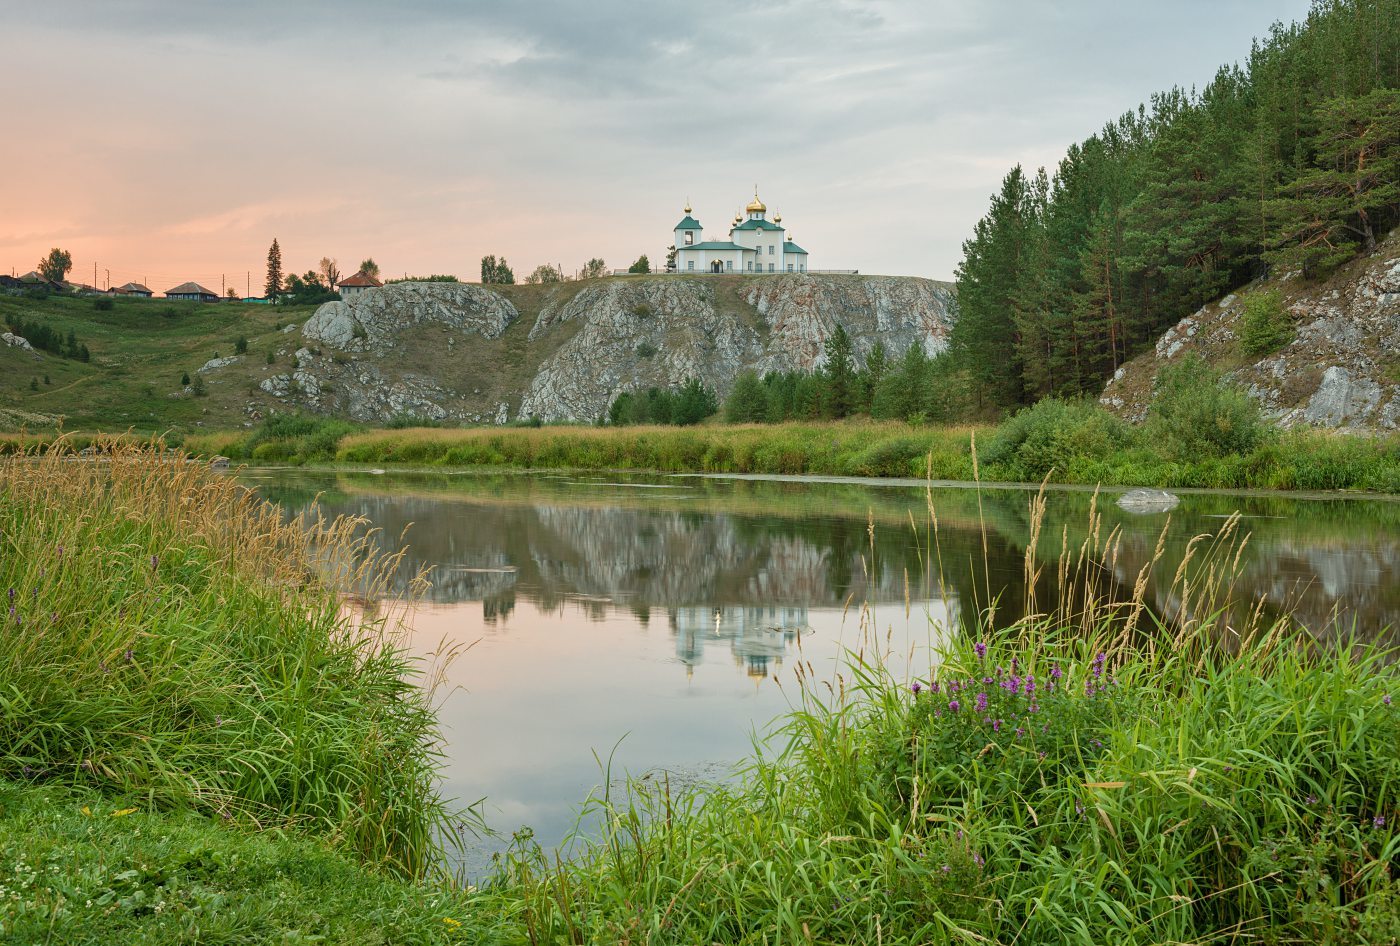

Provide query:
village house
left=164, top=281, right=219, bottom=302
left=111, top=282, right=153, bottom=297
left=336, top=270, right=383, bottom=298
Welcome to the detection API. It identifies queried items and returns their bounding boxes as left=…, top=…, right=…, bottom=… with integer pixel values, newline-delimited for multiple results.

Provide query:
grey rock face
left=303, top=283, right=518, bottom=354
left=520, top=274, right=956, bottom=421
left=1, top=332, right=33, bottom=351
left=1302, top=366, right=1382, bottom=428
left=1101, top=232, right=1400, bottom=432
left=213, top=275, right=954, bottom=424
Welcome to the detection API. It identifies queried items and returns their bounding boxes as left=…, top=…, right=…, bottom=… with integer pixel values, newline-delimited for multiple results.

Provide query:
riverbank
left=3, top=439, right=1397, bottom=942
left=0, top=438, right=454, bottom=877
left=175, top=412, right=1400, bottom=492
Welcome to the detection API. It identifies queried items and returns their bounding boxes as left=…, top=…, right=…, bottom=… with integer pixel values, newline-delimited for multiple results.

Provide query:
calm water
left=245, top=468, right=1400, bottom=869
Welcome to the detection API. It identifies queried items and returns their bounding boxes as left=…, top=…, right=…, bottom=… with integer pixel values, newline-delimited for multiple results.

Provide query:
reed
left=186, top=414, right=1400, bottom=492
left=459, top=480, right=1400, bottom=943
left=0, top=436, right=452, bottom=878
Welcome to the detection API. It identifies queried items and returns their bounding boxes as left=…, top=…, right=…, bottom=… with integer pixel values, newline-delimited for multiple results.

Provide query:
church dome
left=746, top=192, right=766, bottom=214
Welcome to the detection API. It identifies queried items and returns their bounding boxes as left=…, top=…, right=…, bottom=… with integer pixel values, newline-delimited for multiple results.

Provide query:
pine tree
left=861, top=340, right=889, bottom=413
left=724, top=370, right=768, bottom=423
left=822, top=324, right=857, bottom=419
left=265, top=239, right=283, bottom=299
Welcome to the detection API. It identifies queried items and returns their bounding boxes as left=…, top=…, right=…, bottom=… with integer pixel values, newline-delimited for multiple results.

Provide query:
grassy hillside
left=0, top=293, right=320, bottom=431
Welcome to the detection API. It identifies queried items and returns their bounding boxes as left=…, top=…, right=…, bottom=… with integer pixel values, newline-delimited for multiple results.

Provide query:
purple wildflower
left=972, top=852, right=984, bottom=868
left=975, top=692, right=988, bottom=713
left=911, top=682, right=923, bottom=696
left=1385, top=694, right=1392, bottom=706
left=1093, top=653, right=1106, bottom=677
left=1375, top=816, right=1387, bottom=829
left=1025, top=676, right=1036, bottom=696
left=1305, top=794, right=1318, bottom=805
left=974, top=642, right=987, bottom=659
left=151, top=554, right=159, bottom=571
left=948, top=700, right=961, bottom=713
left=124, top=648, right=134, bottom=663
left=1015, top=726, right=1025, bottom=738
left=992, top=719, right=1002, bottom=733
left=1050, top=665, right=1063, bottom=681
left=929, top=681, right=940, bottom=694
left=941, top=864, right=951, bottom=873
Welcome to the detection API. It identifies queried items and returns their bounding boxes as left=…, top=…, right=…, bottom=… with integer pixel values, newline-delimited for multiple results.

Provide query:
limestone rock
left=303, top=282, right=518, bottom=354
left=254, top=274, right=954, bottom=425
left=1, top=332, right=33, bottom=351
left=1102, top=229, right=1400, bottom=432
left=199, top=355, right=240, bottom=373
left=1115, top=489, right=1181, bottom=514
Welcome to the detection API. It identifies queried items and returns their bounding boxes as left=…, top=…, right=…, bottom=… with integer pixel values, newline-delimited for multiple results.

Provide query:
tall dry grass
left=0, top=436, right=452, bottom=877
left=459, top=461, right=1399, bottom=943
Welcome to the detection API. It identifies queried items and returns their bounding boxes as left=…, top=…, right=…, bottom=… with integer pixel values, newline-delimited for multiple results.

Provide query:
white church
left=672, top=191, right=809, bottom=274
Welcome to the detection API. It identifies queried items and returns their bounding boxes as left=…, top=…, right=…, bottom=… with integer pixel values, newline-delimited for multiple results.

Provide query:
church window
left=685, top=232, right=693, bottom=245
left=786, top=264, right=793, bottom=272
left=687, top=260, right=694, bottom=271
left=768, top=245, right=774, bottom=255
left=726, top=261, right=733, bottom=271
left=768, top=263, right=774, bottom=272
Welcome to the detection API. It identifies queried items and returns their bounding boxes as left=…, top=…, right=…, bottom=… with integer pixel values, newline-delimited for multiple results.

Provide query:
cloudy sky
left=2, top=0, right=1312, bottom=289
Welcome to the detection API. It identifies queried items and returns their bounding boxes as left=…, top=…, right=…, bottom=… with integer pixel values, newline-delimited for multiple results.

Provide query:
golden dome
left=684, top=199, right=692, bottom=214
left=773, top=210, right=782, bottom=223
left=745, top=190, right=766, bottom=214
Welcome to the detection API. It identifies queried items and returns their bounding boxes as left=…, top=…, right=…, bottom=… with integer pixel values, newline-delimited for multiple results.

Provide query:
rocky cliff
left=224, top=274, right=954, bottom=424
left=1101, top=231, right=1400, bottom=431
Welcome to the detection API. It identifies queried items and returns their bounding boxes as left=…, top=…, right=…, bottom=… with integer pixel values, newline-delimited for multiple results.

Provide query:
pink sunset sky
left=2, top=0, right=1311, bottom=291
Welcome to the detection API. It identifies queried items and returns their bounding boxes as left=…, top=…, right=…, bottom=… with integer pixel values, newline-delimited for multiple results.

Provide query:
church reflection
left=672, top=605, right=809, bottom=678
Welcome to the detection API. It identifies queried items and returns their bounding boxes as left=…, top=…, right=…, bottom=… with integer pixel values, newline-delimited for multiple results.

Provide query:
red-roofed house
left=336, top=270, right=383, bottom=298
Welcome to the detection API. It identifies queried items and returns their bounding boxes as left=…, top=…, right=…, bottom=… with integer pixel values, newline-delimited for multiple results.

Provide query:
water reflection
left=245, top=469, right=1399, bottom=867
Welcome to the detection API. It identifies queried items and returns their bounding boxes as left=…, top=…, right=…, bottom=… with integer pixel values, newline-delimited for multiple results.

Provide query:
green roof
left=682, top=241, right=746, bottom=251
left=784, top=241, right=808, bottom=254
left=674, top=215, right=703, bottom=231
left=733, top=218, right=784, bottom=232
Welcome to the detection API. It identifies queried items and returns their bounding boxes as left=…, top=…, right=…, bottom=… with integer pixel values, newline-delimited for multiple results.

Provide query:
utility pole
left=246, top=272, right=250, bottom=298
left=221, top=273, right=225, bottom=295
left=93, top=262, right=97, bottom=289
left=105, top=268, right=110, bottom=290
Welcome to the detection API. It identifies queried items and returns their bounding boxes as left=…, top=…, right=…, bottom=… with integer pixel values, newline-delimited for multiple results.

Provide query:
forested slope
left=950, top=0, right=1398, bottom=412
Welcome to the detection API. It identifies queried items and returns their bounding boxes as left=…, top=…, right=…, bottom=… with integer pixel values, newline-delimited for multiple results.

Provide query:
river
left=244, top=468, right=1400, bottom=872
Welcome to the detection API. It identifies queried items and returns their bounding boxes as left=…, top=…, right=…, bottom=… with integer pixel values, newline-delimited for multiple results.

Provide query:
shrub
left=1239, top=289, right=1293, bottom=356
left=93, top=297, right=114, bottom=311
left=1147, top=355, right=1268, bottom=459
left=234, top=336, right=248, bottom=355
left=635, top=341, right=658, bottom=358
left=190, top=375, right=207, bottom=397
left=981, top=398, right=1138, bottom=479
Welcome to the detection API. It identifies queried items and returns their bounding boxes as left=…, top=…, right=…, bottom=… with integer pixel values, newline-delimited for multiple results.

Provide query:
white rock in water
left=1115, top=489, right=1181, bottom=513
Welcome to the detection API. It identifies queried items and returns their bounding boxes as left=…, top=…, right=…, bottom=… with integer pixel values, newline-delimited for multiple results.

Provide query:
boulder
left=1115, top=489, right=1181, bottom=514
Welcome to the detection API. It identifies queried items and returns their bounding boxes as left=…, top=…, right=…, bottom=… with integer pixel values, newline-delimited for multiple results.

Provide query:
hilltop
left=0, top=274, right=955, bottom=431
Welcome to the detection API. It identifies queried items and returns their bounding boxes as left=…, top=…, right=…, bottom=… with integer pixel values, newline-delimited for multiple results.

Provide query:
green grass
left=183, top=414, right=1400, bottom=493
left=2, top=437, right=1397, bottom=942
left=0, top=293, right=319, bottom=432
left=0, top=780, right=473, bottom=945
left=0, top=437, right=453, bottom=877
left=449, top=506, right=1400, bottom=943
